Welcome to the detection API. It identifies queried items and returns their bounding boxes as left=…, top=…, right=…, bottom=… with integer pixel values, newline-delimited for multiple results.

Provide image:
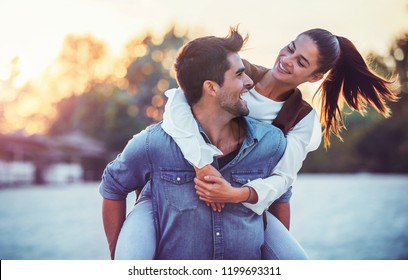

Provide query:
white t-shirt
left=161, top=87, right=321, bottom=215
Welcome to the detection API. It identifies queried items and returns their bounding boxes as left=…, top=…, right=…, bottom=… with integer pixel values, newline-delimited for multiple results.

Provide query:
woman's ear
left=308, top=72, right=324, bottom=83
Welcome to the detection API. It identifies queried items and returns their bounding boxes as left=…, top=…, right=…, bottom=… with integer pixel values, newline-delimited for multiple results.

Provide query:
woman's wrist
left=244, top=186, right=252, bottom=202
left=237, top=186, right=252, bottom=203
left=240, top=185, right=258, bottom=204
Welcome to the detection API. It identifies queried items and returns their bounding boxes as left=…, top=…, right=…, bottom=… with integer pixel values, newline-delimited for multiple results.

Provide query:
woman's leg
left=261, top=211, right=308, bottom=260
left=268, top=202, right=291, bottom=230
left=114, top=197, right=156, bottom=259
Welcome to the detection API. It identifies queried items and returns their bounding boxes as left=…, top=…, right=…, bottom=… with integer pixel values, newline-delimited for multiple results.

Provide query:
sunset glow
left=1, top=0, right=407, bottom=134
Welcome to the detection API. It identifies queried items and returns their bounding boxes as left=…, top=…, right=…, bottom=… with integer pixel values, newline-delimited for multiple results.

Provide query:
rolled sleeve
left=242, top=175, right=287, bottom=215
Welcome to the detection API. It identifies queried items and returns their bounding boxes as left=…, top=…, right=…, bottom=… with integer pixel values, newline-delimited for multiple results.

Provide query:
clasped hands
left=194, top=164, right=242, bottom=212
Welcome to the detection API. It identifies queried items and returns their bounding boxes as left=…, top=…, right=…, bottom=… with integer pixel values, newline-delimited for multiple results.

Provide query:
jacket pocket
left=231, top=170, right=265, bottom=186
left=161, top=169, right=198, bottom=212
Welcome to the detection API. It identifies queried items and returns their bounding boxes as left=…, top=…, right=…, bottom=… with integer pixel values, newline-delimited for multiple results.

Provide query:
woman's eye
left=298, top=60, right=305, bottom=67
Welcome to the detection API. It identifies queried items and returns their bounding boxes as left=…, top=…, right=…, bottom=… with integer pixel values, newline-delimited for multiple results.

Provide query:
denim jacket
left=99, top=116, right=286, bottom=259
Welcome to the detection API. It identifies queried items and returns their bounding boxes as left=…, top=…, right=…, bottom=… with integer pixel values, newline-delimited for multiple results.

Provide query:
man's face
left=218, top=53, right=253, bottom=117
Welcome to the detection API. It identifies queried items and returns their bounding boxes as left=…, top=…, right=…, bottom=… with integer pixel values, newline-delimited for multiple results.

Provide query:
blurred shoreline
left=0, top=173, right=407, bottom=260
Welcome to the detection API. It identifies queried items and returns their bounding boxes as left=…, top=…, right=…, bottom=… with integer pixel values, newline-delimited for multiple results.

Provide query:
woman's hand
left=194, top=164, right=222, bottom=180
left=194, top=165, right=224, bottom=212
left=194, top=176, right=247, bottom=206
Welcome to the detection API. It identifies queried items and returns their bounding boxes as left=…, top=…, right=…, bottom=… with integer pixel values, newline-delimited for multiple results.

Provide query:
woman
left=114, top=28, right=398, bottom=259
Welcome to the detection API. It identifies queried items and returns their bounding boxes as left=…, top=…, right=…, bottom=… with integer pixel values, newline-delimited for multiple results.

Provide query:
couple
left=99, top=27, right=397, bottom=260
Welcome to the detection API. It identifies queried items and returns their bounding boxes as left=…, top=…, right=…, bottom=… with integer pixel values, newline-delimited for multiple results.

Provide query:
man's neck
left=192, top=104, right=243, bottom=155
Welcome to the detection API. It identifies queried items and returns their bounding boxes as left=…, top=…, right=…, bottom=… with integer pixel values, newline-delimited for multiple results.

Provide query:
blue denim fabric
left=115, top=193, right=309, bottom=260
left=115, top=195, right=156, bottom=260
left=261, top=211, right=308, bottom=259
left=100, top=117, right=286, bottom=260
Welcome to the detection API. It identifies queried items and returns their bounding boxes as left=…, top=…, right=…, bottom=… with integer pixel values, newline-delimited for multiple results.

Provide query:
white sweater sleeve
left=161, top=88, right=223, bottom=168
left=242, top=110, right=322, bottom=214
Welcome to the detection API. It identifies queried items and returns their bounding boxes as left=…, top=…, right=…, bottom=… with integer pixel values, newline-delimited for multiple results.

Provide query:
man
left=100, top=27, right=286, bottom=259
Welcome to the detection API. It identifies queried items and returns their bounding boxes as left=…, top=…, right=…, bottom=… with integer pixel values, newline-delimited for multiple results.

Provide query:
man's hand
left=193, top=164, right=224, bottom=212
left=194, top=175, right=248, bottom=205
left=102, top=198, right=126, bottom=260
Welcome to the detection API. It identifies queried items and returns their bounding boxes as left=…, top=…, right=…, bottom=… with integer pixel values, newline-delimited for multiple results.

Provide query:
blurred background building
left=0, top=131, right=105, bottom=186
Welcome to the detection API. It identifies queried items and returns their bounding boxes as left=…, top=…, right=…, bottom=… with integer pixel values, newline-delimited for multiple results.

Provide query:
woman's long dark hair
left=301, top=29, right=399, bottom=147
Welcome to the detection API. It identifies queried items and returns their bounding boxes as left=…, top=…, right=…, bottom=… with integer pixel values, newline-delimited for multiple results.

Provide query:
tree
left=48, top=83, right=145, bottom=153
left=44, top=34, right=112, bottom=99
left=356, top=32, right=408, bottom=173
left=48, top=25, right=190, bottom=172
left=124, top=26, right=189, bottom=124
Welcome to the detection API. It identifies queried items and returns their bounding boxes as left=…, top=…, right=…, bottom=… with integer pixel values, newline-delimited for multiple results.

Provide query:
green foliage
left=48, top=26, right=189, bottom=168
left=125, top=26, right=188, bottom=124
left=48, top=83, right=146, bottom=154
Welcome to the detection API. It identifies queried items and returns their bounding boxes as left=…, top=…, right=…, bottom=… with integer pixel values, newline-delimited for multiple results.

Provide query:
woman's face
left=271, top=34, right=323, bottom=86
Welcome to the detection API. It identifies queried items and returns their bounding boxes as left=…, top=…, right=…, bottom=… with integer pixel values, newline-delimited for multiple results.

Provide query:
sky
left=0, top=0, right=407, bottom=86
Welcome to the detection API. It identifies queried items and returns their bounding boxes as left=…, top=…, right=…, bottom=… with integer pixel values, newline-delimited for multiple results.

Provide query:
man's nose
left=243, top=73, right=254, bottom=88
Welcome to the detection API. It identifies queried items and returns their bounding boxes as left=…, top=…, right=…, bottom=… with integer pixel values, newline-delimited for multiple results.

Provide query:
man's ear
left=203, top=80, right=219, bottom=97
left=308, top=72, right=324, bottom=83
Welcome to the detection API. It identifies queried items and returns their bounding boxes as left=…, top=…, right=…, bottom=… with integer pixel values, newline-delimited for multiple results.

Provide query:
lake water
left=0, top=174, right=407, bottom=260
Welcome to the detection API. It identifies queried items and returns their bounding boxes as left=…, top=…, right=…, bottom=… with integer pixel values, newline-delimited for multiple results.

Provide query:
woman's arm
left=242, top=110, right=321, bottom=214
left=194, top=175, right=258, bottom=205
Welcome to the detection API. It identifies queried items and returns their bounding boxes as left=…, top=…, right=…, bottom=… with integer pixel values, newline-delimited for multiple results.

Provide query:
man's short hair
left=174, top=27, right=248, bottom=106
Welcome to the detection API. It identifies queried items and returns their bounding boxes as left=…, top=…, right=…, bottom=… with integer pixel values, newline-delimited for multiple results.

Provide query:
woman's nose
left=282, top=56, right=292, bottom=66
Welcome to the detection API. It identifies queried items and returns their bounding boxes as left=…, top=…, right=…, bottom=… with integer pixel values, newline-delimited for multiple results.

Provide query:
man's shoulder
left=244, top=116, right=270, bottom=127
left=142, top=121, right=174, bottom=143
left=244, top=116, right=281, bottom=133
left=130, top=122, right=169, bottom=144
left=125, top=122, right=176, bottom=161
left=144, top=121, right=164, bottom=133
left=244, top=116, right=285, bottom=143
